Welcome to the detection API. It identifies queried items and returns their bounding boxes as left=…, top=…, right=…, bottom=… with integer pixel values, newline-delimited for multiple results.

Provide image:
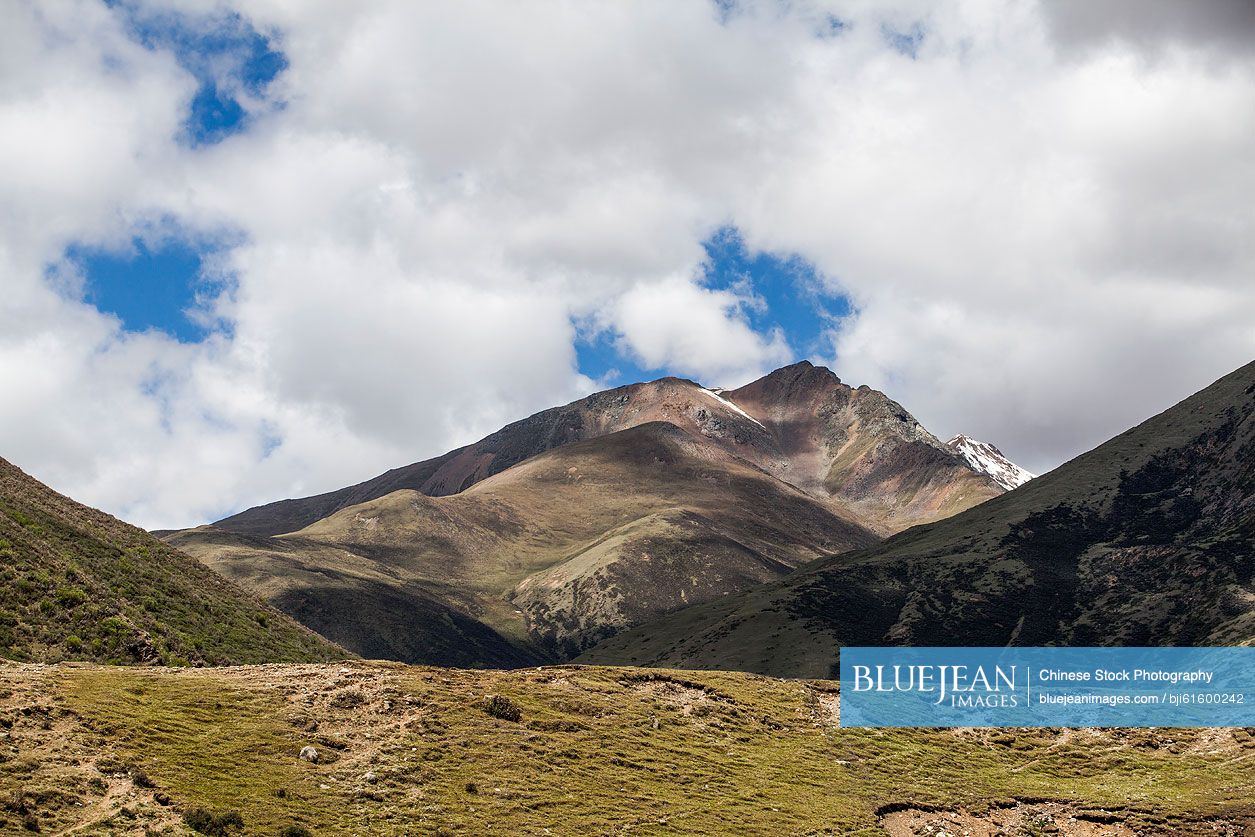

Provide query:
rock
left=299, top=745, right=319, bottom=763
left=364, top=771, right=377, bottom=784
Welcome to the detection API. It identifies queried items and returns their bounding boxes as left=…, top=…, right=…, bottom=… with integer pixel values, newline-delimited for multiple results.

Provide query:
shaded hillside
left=215, top=363, right=1004, bottom=538
left=170, top=423, right=877, bottom=663
left=0, top=457, right=346, bottom=666
left=160, top=527, right=544, bottom=669
left=4, top=661, right=1251, bottom=835
left=582, top=360, right=1255, bottom=678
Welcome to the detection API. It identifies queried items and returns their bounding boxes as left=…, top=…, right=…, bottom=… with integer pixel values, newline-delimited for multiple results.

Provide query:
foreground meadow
left=1, top=661, right=1251, bottom=835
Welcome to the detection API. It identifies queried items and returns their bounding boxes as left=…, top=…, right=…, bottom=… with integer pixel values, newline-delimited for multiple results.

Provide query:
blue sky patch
left=109, top=1, right=287, bottom=146
left=65, top=236, right=227, bottom=343
left=699, top=225, right=850, bottom=356
left=575, top=330, right=655, bottom=388
left=576, top=226, right=850, bottom=386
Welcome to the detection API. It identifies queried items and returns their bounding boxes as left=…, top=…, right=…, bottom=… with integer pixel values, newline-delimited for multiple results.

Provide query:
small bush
left=484, top=694, right=522, bottom=722
left=279, top=826, right=313, bottom=837
left=464, top=781, right=478, bottom=794
left=183, top=807, right=244, bottom=835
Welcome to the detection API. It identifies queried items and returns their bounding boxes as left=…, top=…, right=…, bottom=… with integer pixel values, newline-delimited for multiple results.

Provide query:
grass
left=3, top=661, right=1250, bottom=835
left=0, top=457, right=346, bottom=667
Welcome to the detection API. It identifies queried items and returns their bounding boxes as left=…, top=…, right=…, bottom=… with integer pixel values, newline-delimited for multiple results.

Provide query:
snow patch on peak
left=699, top=388, right=766, bottom=429
left=946, top=434, right=1035, bottom=491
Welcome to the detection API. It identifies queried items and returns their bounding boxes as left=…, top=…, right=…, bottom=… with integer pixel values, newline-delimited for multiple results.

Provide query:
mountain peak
left=761, top=359, right=838, bottom=384
left=728, top=361, right=842, bottom=407
left=946, top=434, right=1034, bottom=490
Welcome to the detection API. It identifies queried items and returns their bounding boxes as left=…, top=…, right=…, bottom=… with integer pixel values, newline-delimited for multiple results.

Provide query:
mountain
left=0, top=456, right=347, bottom=666
left=213, top=362, right=1003, bottom=538
left=581, top=360, right=1255, bottom=677
left=947, top=434, right=1034, bottom=490
left=169, top=362, right=1004, bottom=665
left=169, top=422, right=878, bottom=662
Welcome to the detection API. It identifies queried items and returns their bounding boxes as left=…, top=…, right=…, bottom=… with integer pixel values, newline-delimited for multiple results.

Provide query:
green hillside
left=0, top=456, right=347, bottom=666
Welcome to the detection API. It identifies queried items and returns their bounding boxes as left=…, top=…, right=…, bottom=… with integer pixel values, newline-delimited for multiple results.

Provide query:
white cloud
left=0, top=0, right=1252, bottom=525
left=607, top=276, right=792, bottom=387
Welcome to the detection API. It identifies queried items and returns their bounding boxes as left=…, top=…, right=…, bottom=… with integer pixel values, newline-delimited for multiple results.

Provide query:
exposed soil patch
left=619, top=672, right=731, bottom=716
left=805, top=685, right=840, bottom=726
left=881, top=801, right=1136, bottom=837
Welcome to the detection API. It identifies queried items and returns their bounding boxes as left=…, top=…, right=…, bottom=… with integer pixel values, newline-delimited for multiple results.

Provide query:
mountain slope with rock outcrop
left=582, top=359, right=1255, bottom=677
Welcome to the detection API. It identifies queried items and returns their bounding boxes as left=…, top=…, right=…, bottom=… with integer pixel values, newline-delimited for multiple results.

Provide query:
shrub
left=278, top=827, right=313, bottom=837
left=55, top=587, right=86, bottom=607
left=183, top=807, right=244, bottom=835
left=483, top=694, right=522, bottom=722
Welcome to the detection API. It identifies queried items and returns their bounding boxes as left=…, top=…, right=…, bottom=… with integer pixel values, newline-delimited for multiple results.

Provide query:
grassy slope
left=582, top=360, right=1255, bottom=677
left=0, top=457, right=346, bottom=666
left=2, top=661, right=1251, bottom=835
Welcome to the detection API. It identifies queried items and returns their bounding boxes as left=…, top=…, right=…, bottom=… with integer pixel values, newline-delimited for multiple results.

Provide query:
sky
left=1, top=0, right=1253, bottom=530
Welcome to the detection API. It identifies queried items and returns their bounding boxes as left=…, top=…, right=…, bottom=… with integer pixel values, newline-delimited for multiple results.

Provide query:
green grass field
left=2, top=661, right=1250, bottom=835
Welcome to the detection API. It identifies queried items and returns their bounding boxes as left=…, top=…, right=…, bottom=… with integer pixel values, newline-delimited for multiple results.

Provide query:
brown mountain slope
left=581, top=359, right=1255, bottom=678
left=170, top=422, right=878, bottom=662
left=0, top=456, right=346, bottom=666
left=214, top=363, right=1004, bottom=538
left=724, top=361, right=1004, bottom=533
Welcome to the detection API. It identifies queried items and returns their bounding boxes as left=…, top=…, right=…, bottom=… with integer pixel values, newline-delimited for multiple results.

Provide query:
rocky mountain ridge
left=215, top=361, right=1006, bottom=538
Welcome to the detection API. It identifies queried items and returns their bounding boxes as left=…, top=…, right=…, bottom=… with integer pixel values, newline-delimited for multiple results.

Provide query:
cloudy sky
left=2, top=0, right=1253, bottom=529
